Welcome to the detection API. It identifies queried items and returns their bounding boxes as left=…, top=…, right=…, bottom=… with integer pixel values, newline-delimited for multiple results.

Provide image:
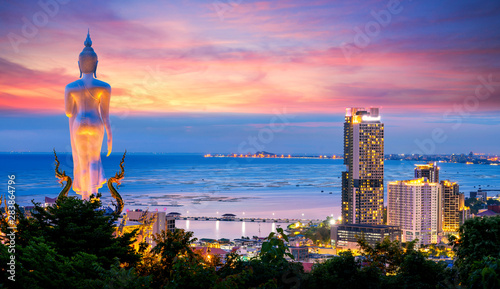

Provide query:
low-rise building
left=124, top=211, right=175, bottom=247
left=331, top=223, right=401, bottom=250
left=488, top=205, right=500, bottom=214
left=476, top=209, right=500, bottom=217
left=289, top=246, right=309, bottom=261
left=470, top=191, right=487, bottom=202
left=222, top=213, right=236, bottom=220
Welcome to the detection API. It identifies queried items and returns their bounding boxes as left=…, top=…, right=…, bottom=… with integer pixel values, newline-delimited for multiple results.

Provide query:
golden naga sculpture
left=53, top=149, right=126, bottom=216
left=54, top=149, right=72, bottom=200
left=107, top=151, right=126, bottom=215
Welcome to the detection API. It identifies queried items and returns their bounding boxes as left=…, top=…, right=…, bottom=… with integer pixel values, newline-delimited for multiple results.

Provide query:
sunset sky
left=1, top=0, right=499, bottom=154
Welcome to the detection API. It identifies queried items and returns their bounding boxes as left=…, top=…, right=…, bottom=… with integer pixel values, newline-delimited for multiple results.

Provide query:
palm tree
left=151, top=228, right=198, bottom=267
left=137, top=228, right=199, bottom=287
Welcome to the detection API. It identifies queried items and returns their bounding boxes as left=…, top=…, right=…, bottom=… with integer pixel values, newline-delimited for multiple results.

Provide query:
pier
left=173, top=216, right=320, bottom=224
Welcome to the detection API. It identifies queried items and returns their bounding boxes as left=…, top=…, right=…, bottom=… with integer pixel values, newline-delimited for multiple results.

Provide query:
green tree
left=453, top=216, right=500, bottom=285
left=486, top=199, right=500, bottom=206
left=304, top=250, right=382, bottom=289
left=393, top=251, right=449, bottom=289
left=151, top=228, right=198, bottom=267
left=357, top=235, right=417, bottom=275
left=465, top=198, right=488, bottom=214
left=6, top=236, right=102, bottom=289
left=302, top=218, right=332, bottom=245
left=166, top=256, right=217, bottom=289
left=467, top=256, right=500, bottom=289
left=214, top=252, right=253, bottom=289
left=259, top=227, right=294, bottom=265
left=213, top=227, right=304, bottom=289
left=86, top=262, right=152, bottom=289
left=0, top=196, right=146, bottom=288
left=0, top=195, right=140, bottom=269
left=137, top=228, right=200, bottom=287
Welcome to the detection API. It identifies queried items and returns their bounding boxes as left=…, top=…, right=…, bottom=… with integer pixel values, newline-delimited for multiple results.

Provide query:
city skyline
left=1, top=0, right=500, bottom=154
left=1, top=1, right=499, bottom=286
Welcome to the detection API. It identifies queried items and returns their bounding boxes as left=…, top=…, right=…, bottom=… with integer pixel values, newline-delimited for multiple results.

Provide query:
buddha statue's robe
left=65, top=77, right=111, bottom=200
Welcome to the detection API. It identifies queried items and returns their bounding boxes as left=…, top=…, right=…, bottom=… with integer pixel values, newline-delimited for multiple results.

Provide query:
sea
left=1, top=153, right=499, bottom=240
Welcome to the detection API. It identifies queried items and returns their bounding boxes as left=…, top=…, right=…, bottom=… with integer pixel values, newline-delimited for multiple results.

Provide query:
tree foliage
left=302, top=218, right=332, bottom=245
left=357, top=235, right=417, bottom=275
left=136, top=228, right=199, bottom=287
left=467, top=256, right=500, bottom=289
left=1, top=195, right=140, bottom=269
left=2, top=196, right=499, bottom=288
left=453, top=216, right=500, bottom=286
left=305, top=250, right=382, bottom=289
left=0, top=196, right=141, bottom=288
left=394, top=251, right=449, bottom=289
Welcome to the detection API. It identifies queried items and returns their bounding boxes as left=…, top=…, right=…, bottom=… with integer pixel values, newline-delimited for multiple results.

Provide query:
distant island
left=203, top=151, right=343, bottom=159
left=205, top=151, right=499, bottom=165
left=386, top=152, right=499, bottom=165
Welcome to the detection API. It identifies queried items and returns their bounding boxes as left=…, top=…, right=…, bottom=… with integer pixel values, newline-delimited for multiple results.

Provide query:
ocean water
left=1, top=153, right=499, bottom=239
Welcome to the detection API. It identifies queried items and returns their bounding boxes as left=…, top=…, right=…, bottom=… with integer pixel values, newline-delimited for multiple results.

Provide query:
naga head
left=78, top=29, right=98, bottom=78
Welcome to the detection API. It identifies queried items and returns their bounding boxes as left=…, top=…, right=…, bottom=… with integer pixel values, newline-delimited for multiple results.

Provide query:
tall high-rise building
left=342, top=107, right=384, bottom=225
left=415, top=163, right=439, bottom=183
left=441, top=180, right=468, bottom=233
left=388, top=178, right=441, bottom=245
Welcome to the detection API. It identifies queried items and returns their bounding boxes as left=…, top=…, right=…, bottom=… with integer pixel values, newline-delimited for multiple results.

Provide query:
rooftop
left=336, top=224, right=400, bottom=230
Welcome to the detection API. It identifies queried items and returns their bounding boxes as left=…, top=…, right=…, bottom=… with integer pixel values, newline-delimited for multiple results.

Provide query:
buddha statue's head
left=78, top=30, right=98, bottom=77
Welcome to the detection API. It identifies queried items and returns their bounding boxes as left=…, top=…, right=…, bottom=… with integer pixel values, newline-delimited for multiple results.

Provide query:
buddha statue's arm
left=100, top=86, right=112, bottom=156
left=64, top=86, right=75, bottom=117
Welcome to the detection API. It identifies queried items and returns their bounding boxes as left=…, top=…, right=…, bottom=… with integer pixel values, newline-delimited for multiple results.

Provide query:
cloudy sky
left=1, top=0, right=499, bottom=154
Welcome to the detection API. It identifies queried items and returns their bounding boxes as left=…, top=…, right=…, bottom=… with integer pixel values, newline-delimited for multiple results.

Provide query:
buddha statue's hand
left=107, top=139, right=112, bottom=157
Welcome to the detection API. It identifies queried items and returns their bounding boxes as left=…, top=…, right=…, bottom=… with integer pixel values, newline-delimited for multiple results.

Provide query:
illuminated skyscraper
left=388, top=178, right=441, bottom=245
left=441, top=180, right=468, bottom=233
left=414, top=163, right=439, bottom=183
left=341, top=107, right=384, bottom=225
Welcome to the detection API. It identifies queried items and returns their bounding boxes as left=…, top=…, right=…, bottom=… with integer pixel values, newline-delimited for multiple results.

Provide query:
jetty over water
left=172, top=216, right=321, bottom=224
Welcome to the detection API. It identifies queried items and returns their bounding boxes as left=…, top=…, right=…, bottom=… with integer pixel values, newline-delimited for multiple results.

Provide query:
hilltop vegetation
left=1, top=197, right=499, bottom=288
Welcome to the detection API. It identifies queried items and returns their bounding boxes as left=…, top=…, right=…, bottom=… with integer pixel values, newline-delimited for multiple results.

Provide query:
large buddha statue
left=65, top=30, right=112, bottom=200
